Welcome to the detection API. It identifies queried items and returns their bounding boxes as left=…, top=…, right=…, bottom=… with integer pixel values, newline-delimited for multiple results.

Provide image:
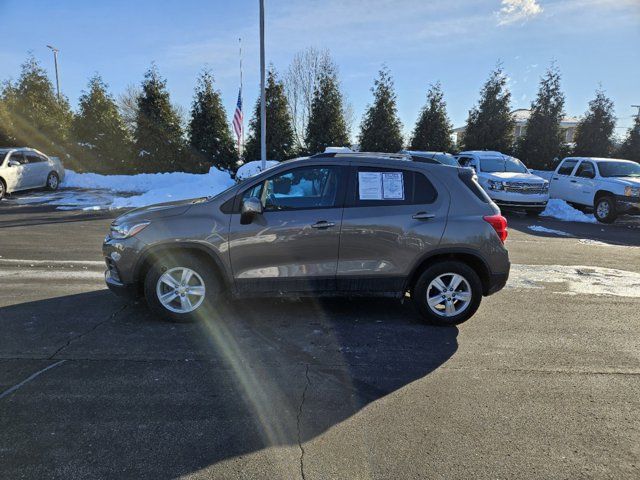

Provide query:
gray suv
left=103, top=153, right=510, bottom=326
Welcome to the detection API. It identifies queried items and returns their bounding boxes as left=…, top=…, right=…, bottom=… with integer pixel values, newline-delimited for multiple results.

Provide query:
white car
left=0, top=147, right=65, bottom=200
left=456, top=151, right=549, bottom=216
left=549, top=157, right=640, bottom=223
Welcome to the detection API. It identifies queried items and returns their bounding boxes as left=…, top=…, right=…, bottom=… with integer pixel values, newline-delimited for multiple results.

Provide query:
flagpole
left=259, top=0, right=266, bottom=170
left=239, top=37, right=243, bottom=160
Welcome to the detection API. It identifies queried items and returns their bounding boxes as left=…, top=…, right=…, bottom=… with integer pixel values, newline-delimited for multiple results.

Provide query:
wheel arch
left=406, top=249, right=492, bottom=295
left=593, top=189, right=615, bottom=205
left=134, top=242, right=230, bottom=292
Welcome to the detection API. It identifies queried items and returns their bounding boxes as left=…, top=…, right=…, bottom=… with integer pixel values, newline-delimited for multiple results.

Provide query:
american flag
left=232, top=88, right=243, bottom=144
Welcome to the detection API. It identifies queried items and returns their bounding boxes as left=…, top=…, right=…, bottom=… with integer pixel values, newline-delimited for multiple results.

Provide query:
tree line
left=1, top=52, right=639, bottom=175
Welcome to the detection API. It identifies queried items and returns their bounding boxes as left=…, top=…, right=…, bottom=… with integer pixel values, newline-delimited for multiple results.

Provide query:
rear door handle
left=412, top=212, right=435, bottom=220
left=311, top=221, right=336, bottom=229
left=553, top=177, right=559, bottom=180
left=570, top=180, right=577, bottom=183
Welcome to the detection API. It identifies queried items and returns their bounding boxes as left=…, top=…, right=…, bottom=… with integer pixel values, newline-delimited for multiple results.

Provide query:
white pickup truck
left=456, top=151, right=549, bottom=216
left=548, top=157, right=640, bottom=223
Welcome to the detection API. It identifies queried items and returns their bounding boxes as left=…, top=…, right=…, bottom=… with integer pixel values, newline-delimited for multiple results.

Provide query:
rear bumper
left=486, top=268, right=510, bottom=296
left=105, top=270, right=139, bottom=299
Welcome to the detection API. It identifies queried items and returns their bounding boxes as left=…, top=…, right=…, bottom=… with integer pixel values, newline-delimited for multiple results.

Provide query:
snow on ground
left=41, top=167, right=236, bottom=210
left=508, top=264, right=640, bottom=298
left=235, top=160, right=279, bottom=181
left=541, top=199, right=597, bottom=224
left=527, top=225, right=572, bottom=236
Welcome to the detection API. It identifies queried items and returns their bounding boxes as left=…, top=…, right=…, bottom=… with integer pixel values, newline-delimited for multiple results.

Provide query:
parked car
left=456, top=151, right=549, bottom=216
left=549, top=157, right=640, bottom=223
left=0, top=147, right=65, bottom=200
left=103, top=153, right=510, bottom=326
left=399, top=150, right=460, bottom=167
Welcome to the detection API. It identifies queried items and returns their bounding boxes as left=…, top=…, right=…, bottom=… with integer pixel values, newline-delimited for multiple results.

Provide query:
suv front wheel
left=144, top=254, right=221, bottom=322
left=412, top=261, right=482, bottom=326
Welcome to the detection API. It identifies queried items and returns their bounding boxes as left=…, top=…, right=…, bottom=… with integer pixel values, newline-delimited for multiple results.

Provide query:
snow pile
left=527, top=225, right=571, bottom=236
left=235, top=160, right=279, bottom=182
left=541, top=199, right=597, bottom=224
left=60, top=167, right=234, bottom=209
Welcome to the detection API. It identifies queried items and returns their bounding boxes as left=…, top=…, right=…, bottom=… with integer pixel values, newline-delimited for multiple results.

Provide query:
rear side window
left=348, top=166, right=437, bottom=206
left=458, top=169, right=491, bottom=203
left=557, top=160, right=578, bottom=175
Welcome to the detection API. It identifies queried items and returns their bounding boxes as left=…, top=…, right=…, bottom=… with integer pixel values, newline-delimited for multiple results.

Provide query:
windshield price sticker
left=382, top=172, right=404, bottom=200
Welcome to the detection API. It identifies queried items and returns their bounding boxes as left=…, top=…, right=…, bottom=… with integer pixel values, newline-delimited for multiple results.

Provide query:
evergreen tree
left=188, top=71, right=237, bottom=173
left=463, top=66, right=514, bottom=152
left=134, top=65, right=184, bottom=172
left=73, top=74, right=133, bottom=173
left=358, top=67, right=404, bottom=152
left=618, top=115, right=640, bottom=162
left=245, top=68, right=294, bottom=161
left=409, top=82, right=453, bottom=152
left=574, top=88, right=616, bottom=157
left=0, top=56, right=73, bottom=158
left=518, top=65, right=565, bottom=169
left=305, top=68, right=349, bottom=155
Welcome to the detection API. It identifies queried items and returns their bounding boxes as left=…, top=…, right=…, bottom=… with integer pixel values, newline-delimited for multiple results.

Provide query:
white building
left=453, top=109, right=580, bottom=146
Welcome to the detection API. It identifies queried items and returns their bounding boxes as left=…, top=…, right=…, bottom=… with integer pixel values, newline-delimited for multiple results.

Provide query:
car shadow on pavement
left=0, top=290, right=458, bottom=479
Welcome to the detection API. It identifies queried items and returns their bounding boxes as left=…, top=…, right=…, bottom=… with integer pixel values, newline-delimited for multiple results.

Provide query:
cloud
left=496, top=0, right=543, bottom=25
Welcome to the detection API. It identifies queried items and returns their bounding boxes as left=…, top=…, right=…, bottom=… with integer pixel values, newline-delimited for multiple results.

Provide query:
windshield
left=432, top=153, right=459, bottom=167
left=480, top=156, right=528, bottom=174
left=597, top=160, right=640, bottom=178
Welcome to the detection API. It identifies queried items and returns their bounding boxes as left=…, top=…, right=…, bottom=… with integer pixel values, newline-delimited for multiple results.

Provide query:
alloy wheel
left=426, top=273, right=472, bottom=317
left=156, top=267, right=206, bottom=314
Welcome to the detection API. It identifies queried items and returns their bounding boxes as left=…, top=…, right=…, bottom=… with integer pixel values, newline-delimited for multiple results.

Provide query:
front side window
left=251, top=166, right=342, bottom=211
left=557, top=159, right=578, bottom=176
left=575, top=162, right=595, bottom=178
left=8, top=153, right=26, bottom=165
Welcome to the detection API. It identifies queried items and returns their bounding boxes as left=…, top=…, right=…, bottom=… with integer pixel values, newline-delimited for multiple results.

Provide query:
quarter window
left=557, top=160, right=578, bottom=176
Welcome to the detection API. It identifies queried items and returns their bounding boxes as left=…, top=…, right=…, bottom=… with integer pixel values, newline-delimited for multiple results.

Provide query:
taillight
left=483, top=214, right=508, bottom=243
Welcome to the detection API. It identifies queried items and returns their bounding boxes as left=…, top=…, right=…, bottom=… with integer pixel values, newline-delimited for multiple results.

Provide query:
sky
left=1, top=0, right=639, bottom=143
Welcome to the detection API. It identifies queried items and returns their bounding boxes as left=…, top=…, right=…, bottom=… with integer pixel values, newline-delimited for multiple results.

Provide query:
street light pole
left=259, top=0, right=266, bottom=170
left=46, top=45, right=60, bottom=102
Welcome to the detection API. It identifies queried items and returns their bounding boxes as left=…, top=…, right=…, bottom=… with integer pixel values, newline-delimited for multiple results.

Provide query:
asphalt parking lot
left=1, top=201, right=639, bottom=479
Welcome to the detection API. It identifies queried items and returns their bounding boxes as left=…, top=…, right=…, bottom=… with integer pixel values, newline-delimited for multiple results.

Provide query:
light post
left=46, top=45, right=60, bottom=102
left=259, top=0, right=266, bottom=170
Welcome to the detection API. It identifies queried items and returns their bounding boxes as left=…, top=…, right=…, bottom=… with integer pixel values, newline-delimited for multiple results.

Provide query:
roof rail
left=310, top=151, right=411, bottom=160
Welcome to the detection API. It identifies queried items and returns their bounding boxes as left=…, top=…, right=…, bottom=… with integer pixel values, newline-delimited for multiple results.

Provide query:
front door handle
left=311, top=221, right=336, bottom=229
left=570, top=180, right=577, bottom=183
left=412, top=212, right=435, bottom=220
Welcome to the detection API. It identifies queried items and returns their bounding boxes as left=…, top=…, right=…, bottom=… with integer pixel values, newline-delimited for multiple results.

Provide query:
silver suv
left=103, top=153, right=510, bottom=326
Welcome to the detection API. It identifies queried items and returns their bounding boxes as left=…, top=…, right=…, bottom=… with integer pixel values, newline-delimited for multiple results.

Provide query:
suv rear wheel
left=594, top=195, right=617, bottom=223
left=144, top=253, right=221, bottom=322
left=412, top=261, right=482, bottom=326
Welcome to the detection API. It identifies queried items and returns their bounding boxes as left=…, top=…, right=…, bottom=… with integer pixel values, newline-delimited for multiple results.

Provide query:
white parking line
left=0, top=258, right=104, bottom=267
left=0, top=269, right=104, bottom=280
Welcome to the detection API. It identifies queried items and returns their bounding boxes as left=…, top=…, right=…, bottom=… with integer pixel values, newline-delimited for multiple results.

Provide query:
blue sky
left=1, top=0, right=638, bottom=141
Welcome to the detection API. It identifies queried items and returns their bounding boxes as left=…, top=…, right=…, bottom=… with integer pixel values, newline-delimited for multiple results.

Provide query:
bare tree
left=118, top=84, right=141, bottom=134
left=285, top=47, right=340, bottom=153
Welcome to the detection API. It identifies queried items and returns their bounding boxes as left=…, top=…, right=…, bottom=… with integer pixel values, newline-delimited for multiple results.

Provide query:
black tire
left=0, top=178, right=5, bottom=200
left=525, top=208, right=544, bottom=217
left=46, top=171, right=60, bottom=191
left=143, top=253, right=222, bottom=322
left=411, top=261, right=483, bottom=327
left=594, top=195, right=617, bottom=224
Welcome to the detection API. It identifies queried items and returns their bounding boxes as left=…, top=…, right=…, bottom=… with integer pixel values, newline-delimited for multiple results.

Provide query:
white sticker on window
left=358, top=172, right=383, bottom=200
left=382, top=172, right=404, bottom=200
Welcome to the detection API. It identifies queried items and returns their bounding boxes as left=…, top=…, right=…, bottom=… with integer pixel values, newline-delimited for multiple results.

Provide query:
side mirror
left=240, top=196, right=263, bottom=225
left=8, top=159, right=20, bottom=167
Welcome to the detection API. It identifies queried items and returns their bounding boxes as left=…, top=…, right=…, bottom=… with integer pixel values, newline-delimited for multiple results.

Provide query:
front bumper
left=615, top=195, right=640, bottom=215
left=494, top=200, right=548, bottom=209
left=105, top=269, right=139, bottom=299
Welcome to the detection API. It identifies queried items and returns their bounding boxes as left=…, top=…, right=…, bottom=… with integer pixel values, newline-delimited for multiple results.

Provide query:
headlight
left=624, top=186, right=640, bottom=197
left=542, top=181, right=549, bottom=191
left=110, top=221, right=150, bottom=239
left=488, top=180, right=505, bottom=191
